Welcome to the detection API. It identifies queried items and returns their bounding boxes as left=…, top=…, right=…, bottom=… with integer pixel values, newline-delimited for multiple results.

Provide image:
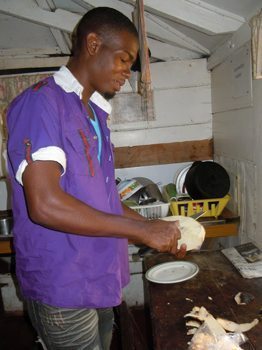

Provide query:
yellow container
left=170, top=194, right=231, bottom=218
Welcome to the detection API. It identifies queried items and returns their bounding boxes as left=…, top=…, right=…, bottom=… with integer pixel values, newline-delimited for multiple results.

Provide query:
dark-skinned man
left=7, top=7, right=186, bottom=350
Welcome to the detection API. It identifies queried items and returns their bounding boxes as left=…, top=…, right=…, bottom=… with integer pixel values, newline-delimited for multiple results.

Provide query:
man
left=7, top=7, right=186, bottom=350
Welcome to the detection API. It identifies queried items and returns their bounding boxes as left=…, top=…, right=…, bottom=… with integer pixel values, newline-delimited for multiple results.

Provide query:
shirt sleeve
left=7, top=84, right=66, bottom=185
left=15, top=146, right=66, bottom=185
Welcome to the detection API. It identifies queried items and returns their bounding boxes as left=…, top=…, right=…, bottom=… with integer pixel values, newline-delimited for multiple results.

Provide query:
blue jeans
left=26, top=300, right=114, bottom=350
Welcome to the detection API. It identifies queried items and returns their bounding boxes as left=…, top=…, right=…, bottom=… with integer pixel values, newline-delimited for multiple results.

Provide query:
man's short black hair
left=72, top=7, right=138, bottom=56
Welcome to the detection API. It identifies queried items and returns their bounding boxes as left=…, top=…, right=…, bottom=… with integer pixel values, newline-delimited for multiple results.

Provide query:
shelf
left=0, top=238, right=14, bottom=255
left=199, top=208, right=239, bottom=238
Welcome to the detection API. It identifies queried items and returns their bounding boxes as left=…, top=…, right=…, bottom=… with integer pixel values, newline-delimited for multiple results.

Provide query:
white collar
left=53, top=65, right=112, bottom=114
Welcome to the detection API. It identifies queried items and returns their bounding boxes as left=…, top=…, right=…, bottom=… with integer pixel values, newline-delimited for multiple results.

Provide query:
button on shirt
left=7, top=66, right=129, bottom=308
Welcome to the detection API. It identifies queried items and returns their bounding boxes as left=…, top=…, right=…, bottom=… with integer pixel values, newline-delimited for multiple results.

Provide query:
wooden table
left=143, top=251, right=262, bottom=350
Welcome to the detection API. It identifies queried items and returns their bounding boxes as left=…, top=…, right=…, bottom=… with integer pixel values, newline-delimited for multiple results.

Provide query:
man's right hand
left=142, top=219, right=187, bottom=258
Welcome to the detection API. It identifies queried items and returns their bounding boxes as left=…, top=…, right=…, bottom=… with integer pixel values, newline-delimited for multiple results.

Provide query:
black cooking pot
left=184, top=161, right=230, bottom=199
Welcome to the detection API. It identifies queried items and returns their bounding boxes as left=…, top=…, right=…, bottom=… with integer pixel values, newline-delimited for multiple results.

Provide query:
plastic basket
left=170, top=194, right=230, bottom=218
left=130, top=202, right=170, bottom=219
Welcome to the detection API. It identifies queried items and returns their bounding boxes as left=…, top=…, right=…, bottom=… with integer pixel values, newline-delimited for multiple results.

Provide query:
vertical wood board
left=211, top=43, right=253, bottom=113
left=213, top=108, right=255, bottom=162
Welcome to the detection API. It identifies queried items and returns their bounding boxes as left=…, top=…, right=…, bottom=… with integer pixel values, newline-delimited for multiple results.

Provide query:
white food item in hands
left=161, top=215, right=205, bottom=251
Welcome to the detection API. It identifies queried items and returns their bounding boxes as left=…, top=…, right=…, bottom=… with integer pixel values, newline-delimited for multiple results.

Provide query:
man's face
left=89, top=31, right=139, bottom=98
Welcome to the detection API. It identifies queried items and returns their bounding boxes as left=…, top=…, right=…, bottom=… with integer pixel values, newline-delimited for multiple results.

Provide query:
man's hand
left=142, top=219, right=187, bottom=258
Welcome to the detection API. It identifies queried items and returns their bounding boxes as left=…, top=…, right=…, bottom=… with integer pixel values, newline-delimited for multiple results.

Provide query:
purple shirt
left=7, top=75, right=129, bottom=308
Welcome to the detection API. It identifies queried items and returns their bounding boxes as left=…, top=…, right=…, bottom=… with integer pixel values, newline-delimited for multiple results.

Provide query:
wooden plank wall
left=115, top=139, right=213, bottom=168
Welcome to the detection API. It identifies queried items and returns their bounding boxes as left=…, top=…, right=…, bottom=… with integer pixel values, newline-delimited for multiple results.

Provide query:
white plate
left=145, top=261, right=199, bottom=284
left=175, top=164, right=191, bottom=194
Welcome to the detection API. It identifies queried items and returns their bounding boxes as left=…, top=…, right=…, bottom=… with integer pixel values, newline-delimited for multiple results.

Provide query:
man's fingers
left=179, top=243, right=187, bottom=251
left=176, top=243, right=187, bottom=258
left=169, top=242, right=187, bottom=257
left=168, top=224, right=182, bottom=254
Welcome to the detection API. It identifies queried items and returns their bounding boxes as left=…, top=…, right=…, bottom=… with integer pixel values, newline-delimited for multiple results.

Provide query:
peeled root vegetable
left=216, top=318, right=259, bottom=333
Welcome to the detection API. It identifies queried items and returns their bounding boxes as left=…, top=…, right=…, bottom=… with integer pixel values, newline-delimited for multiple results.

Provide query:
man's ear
left=86, top=33, right=101, bottom=55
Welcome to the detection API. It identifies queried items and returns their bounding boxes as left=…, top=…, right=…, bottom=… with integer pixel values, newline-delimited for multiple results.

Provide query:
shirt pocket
left=64, top=128, right=97, bottom=176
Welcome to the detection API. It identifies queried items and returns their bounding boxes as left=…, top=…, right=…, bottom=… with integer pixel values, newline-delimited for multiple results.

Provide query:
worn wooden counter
left=143, top=250, right=262, bottom=350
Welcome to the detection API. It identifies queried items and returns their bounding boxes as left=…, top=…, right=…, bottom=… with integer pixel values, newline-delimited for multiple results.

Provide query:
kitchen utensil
left=175, top=164, right=191, bottom=194
left=184, top=161, right=230, bottom=199
left=188, top=210, right=206, bottom=220
left=117, top=179, right=143, bottom=201
left=0, top=216, right=13, bottom=236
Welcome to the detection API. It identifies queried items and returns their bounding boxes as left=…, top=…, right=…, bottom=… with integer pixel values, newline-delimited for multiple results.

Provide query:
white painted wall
left=212, top=42, right=262, bottom=248
left=111, top=58, right=212, bottom=147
